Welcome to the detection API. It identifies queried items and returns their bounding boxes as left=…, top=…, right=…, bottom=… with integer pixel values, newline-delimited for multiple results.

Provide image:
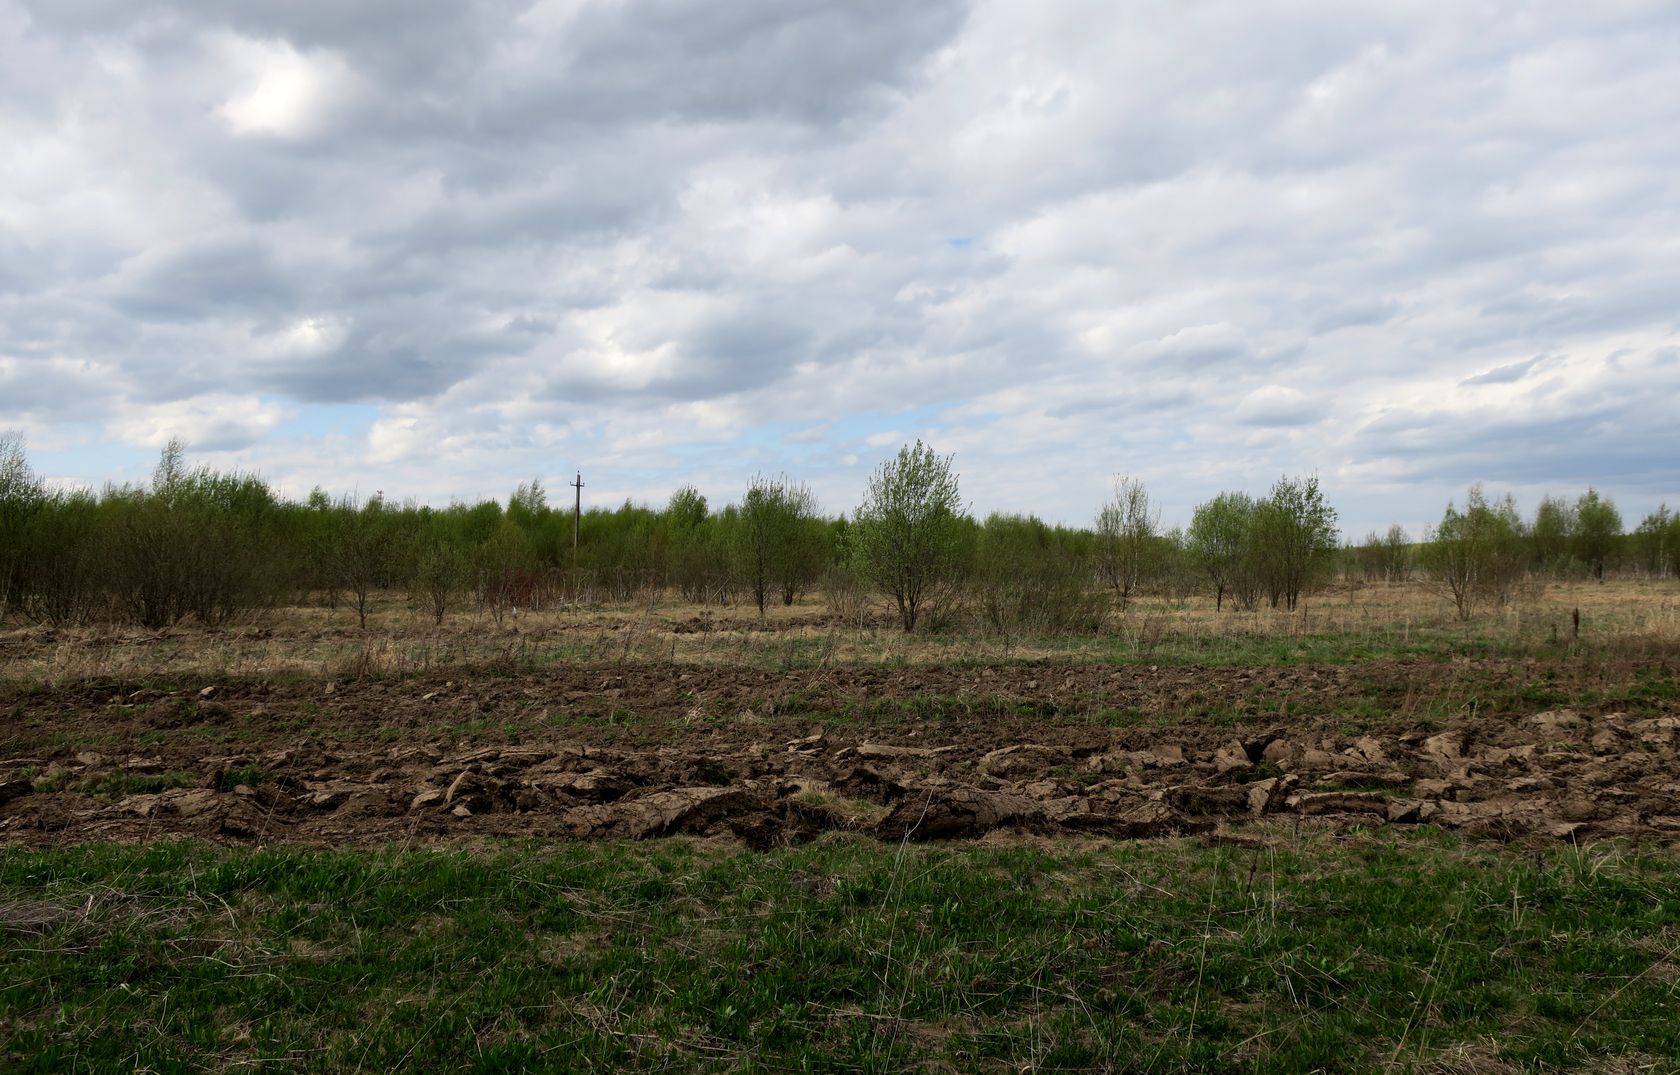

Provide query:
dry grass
left=2, top=577, right=1677, bottom=685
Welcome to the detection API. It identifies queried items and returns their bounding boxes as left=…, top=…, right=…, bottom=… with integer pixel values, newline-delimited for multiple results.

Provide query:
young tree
left=1419, top=485, right=1525, bottom=619
left=0, top=432, right=44, bottom=621
left=1186, top=491, right=1255, bottom=611
left=661, top=486, right=714, bottom=600
left=852, top=441, right=966, bottom=632
left=972, top=513, right=1106, bottom=634
left=1632, top=505, right=1677, bottom=577
left=730, top=475, right=823, bottom=614
left=1572, top=488, right=1622, bottom=580
left=412, top=522, right=467, bottom=626
left=1378, top=523, right=1412, bottom=582
left=1095, top=476, right=1160, bottom=609
left=1356, top=524, right=1412, bottom=583
left=1529, top=495, right=1575, bottom=574
left=17, top=489, right=104, bottom=626
left=1250, top=476, right=1340, bottom=610
left=330, top=494, right=400, bottom=629
left=476, top=516, right=538, bottom=625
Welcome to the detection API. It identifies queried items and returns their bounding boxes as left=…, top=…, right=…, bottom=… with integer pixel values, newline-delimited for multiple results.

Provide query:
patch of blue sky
left=31, top=436, right=155, bottom=490
left=272, top=403, right=381, bottom=440
left=723, top=407, right=950, bottom=464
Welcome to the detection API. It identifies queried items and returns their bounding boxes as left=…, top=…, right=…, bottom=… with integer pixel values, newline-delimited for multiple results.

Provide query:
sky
left=2, top=0, right=1677, bottom=539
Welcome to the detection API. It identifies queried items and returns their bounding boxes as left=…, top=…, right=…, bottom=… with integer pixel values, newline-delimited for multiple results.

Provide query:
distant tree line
left=1408, top=484, right=1676, bottom=619
left=0, top=432, right=1674, bottom=633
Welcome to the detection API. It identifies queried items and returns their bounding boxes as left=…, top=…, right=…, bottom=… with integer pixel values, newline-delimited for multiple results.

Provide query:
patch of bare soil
left=2, top=660, right=1676, bottom=848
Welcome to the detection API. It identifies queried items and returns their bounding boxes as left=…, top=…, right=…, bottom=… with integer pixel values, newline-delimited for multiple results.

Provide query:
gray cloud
left=1460, top=357, right=1543, bottom=386
left=2, top=0, right=1678, bottom=534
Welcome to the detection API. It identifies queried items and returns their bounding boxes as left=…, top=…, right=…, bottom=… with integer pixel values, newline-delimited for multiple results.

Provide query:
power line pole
left=570, top=472, right=584, bottom=569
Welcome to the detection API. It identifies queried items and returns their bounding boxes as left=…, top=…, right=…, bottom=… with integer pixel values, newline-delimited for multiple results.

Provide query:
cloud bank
left=3, top=0, right=1678, bottom=535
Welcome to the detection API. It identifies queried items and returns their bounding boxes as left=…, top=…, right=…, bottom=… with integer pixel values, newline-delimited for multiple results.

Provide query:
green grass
left=4, top=832, right=1678, bottom=1073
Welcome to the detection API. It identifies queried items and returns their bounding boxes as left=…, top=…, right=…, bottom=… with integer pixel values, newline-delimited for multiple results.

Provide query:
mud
left=2, top=660, right=1677, bottom=848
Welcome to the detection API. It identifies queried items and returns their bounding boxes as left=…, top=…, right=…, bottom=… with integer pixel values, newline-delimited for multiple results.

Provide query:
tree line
left=0, top=433, right=1674, bottom=632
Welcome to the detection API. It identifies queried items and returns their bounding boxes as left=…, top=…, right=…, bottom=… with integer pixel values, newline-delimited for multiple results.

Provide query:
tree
left=1250, top=476, right=1339, bottom=611
left=0, top=432, right=45, bottom=621
left=107, top=441, right=281, bottom=629
left=1095, top=476, right=1160, bottom=609
left=972, top=513, right=1105, bottom=634
left=1632, top=506, right=1678, bottom=578
left=476, top=516, right=538, bottom=625
left=1418, top=485, right=1524, bottom=619
left=329, top=494, right=400, bottom=629
left=1186, top=491, right=1255, bottom=611
left=1530, top=495, right=1575, bottom=574
left=852, top=441, right=966, bottom=632
left=1572, top=488, right=1622, bottom=580
left=1378, top=523, right=1412, bottom=582
left=1356, top=524, right=1412, bottom=583
left=731, top=475, right=823, bottom=614
left=412, top=526, right=467, bottom=626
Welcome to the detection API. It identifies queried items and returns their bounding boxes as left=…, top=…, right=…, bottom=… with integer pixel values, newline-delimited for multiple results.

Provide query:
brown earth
left=2, top=659, right=1677, bottom=849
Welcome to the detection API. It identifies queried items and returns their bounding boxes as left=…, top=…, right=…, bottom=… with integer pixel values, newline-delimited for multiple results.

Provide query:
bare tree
left=1095, top=476, right=1159, bottom=609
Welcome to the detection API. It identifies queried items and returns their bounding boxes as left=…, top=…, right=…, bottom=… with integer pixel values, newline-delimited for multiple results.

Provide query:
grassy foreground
left=3, top=832, right=1678, bottom=1073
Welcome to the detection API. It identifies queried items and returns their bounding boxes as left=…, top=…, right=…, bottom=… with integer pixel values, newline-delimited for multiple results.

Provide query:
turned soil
left=3, top=658, right=1677, bottom=849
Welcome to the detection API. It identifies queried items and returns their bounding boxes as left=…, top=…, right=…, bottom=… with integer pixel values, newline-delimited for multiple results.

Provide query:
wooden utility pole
left=570, top=472, right=584, bottom=567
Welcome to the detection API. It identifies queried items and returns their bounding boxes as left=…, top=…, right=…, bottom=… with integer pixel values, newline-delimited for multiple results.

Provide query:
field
left=3, top=579, right=1680, bottom=1071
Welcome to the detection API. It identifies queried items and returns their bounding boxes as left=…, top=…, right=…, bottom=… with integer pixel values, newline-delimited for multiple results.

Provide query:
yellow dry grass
left=2, top=577, right=1676, bottom=685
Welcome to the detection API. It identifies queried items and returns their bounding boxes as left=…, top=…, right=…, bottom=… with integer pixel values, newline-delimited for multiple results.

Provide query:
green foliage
left=1188, top=491, right=1259, bottom=610
left=102, top=441, right=287, bottom=628
left=1530, top=494, right=1575, bottom=574
left=1632, top=505, right=1679, bottom=577
left=1251, top=475, right=1341, bottom=611
left=728, top=474, right=825, bottom=614
left=1419, top=485, right=1526, bottom=620
left=1355, top=523, right=1412, bottom=583
left=852, top=441, right=967, bottom=632
left=971, top=513, right=1105, bottom=634
left=0, top=432, right=46, bottom=620
left=1573, top=487, right=1623, bottom=580
left=411, top=524, right=468, bottom=626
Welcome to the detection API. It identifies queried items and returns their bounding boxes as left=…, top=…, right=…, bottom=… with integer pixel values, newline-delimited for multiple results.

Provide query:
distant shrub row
left=0, top=434, right=1674, bottom=632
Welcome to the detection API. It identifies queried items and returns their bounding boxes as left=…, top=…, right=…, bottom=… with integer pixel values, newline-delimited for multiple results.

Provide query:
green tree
left=730, top=475, right=824, bottom=614
left=330, top=494, right=401, bottom=629
left=1632, top=506, right=1678, bottom=577
left=0, top=432, right=45, bottom=621
left=1186, top=491, right=1256, bottom=611
left=1250, top=476, right=1340, bottom=611
left=1355, top=524, right=1412, bottom=583
left=972, top=513, right=1105, bottom=635
left=17, top=489, right=105, bottom=626
left=852, top=441, right=966, bottom=632
left=1572, top=488, right=1622, bottom=580
left=412, top=522, right=467, bottom=626
left=1530, top=495, right=1575, bottom=574
left=476, top=516, right=538, bottom=625
left=1419, top=485, right=1525, bottom=619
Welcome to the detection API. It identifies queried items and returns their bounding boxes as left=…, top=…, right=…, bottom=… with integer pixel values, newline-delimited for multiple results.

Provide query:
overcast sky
left=2, top=0, right=1677, bottom=537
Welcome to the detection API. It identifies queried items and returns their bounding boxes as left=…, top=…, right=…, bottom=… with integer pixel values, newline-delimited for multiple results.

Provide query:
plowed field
left=6, top=657, right=1676, bottom=849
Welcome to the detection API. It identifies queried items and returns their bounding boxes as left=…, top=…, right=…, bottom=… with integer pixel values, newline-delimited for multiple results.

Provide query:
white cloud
left=107, top=393, right=288, bottom=452
left=214, top=35, right=358, bottom=140
left=2, top=0, right=1678, bottom=535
